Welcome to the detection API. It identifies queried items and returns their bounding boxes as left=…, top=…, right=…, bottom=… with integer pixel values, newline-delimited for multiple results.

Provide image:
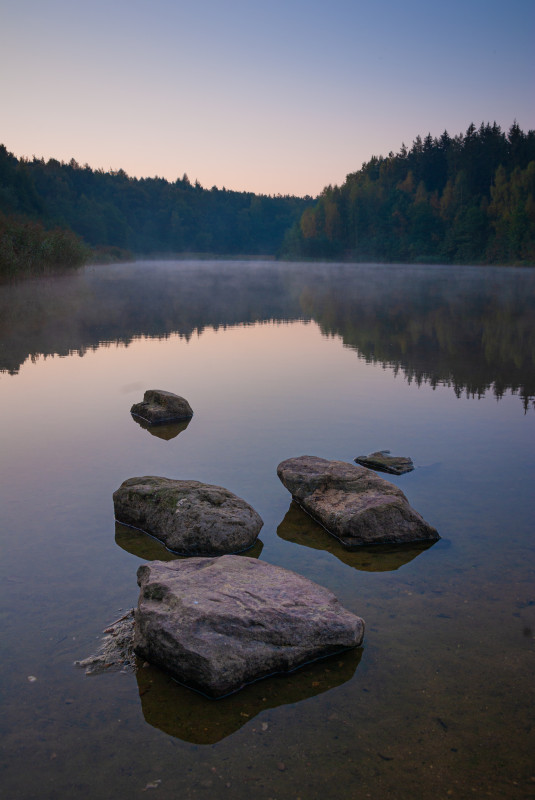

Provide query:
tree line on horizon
left=0, top=146, right=311, bottom=277
left=282, top=122, right=535, bottom=265
left=1, top=120, right=534, bottom=278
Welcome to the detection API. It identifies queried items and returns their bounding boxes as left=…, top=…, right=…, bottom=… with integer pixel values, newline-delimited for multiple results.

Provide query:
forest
left=1, top=121, right=534, bottom=277
left=282, top=122, right=535, bottom=265
left=0, top=146, right=311, bottom=277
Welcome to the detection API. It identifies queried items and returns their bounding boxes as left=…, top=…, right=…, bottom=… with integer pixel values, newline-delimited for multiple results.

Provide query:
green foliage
left=0, top=146, right=312, bottom=257
left=284, top=122, right=535, bottom=265
left=0, top=214, right=89, bottom=279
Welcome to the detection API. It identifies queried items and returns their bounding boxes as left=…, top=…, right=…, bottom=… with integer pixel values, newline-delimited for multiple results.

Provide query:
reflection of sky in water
left=0, top=263, right=534, bottom=799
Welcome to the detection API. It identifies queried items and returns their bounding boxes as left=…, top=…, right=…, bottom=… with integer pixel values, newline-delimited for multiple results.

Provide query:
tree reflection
left=1, top=261, right=533, bottom=409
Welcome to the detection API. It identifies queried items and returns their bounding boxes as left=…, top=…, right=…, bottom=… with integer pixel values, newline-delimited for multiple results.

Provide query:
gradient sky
left=1, top=0, right=534, bottom=197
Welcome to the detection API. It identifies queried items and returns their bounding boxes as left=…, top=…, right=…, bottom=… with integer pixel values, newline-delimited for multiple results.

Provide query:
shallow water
left=0, top=260, right=534, bottom=799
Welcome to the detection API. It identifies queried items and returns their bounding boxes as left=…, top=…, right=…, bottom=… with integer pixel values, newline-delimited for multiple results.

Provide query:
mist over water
left=2, top=259, right=533, bottom=408
left=0, top=260, right=533, bottom=799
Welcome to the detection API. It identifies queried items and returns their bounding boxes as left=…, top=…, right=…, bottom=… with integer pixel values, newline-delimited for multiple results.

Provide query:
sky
left=1, top=0, right=534, bottom=197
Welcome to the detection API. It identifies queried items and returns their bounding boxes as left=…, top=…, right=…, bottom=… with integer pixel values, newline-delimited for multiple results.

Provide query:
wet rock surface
left=277, top=455, right=438, bottom=548
left=134, top=555, right=365, bottom=698
left=355, top=450, right=414, bottom=474
left=131, top=389, right=193, bottom=424
left=113, top=477, right=263, bottom=556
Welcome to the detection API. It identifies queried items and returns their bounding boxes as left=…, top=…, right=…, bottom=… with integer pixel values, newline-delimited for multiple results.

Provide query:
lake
left=0, top=260, right=534, bottom=799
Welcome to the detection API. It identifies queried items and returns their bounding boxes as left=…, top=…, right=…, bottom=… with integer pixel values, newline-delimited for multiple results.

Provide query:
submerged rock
left=277, top=455, right=438, bottom=548
left=355, top=450, right=414, bottom=475
left=134, top=555, right=365, bottom=698
left=131, top=389, right=193, bottom=424
left=113, top=476, right=263, bottom=556
left=75, top=610, right=135, bottom=675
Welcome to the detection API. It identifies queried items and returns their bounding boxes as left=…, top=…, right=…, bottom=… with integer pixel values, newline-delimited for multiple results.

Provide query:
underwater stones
left=75, top=610, right=135, bottom=675
left=355, top=450, right=414, bottom=475
left=277, top=455, right=438, bottom=548
left=134, top=555, right=365, bottom=697
left=131, top=389, right=193, bottom=424
left=113, top=476, right=263, bottom=556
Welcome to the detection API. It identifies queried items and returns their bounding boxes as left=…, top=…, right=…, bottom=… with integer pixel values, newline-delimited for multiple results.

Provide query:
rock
left=113, top=476, right=263, bottom=556
left=277, top=455, right=438, bottom=548
left=355, top=450, right=414, bottom=475
left=75, top=610, right=135, bottom=675
left=134, top=555, right=365, bottom=698
left=131, top=389, right=193, bottom=424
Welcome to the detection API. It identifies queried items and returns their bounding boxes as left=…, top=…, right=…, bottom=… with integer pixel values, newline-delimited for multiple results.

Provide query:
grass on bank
left=0, top=214, right=133, bottom=280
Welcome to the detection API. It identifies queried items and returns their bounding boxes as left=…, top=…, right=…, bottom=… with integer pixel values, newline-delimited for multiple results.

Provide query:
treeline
left=282, top=122, right=535, bottom=265
left=0, top=145, right=311, bottom=262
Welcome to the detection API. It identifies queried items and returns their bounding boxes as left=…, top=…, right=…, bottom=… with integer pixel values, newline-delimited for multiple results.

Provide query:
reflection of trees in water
left=298, top=265, right=535, bottom=410
left=0, top=262, right=299, bottom=374
left=1, top=261, right=533, bottom=409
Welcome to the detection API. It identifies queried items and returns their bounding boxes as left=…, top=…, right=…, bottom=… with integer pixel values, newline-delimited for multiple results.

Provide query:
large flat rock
left=113, top=476, right=263, bottom=555
left=134, top=556, right=365, bottom=698
left=277, top=455, right=438, bottom=547
left=131, top=389, right=193, bottom=424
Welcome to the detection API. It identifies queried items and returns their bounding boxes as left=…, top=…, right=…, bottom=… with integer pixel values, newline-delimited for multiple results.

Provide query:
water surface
left=1, top=260, right=534, bottom=799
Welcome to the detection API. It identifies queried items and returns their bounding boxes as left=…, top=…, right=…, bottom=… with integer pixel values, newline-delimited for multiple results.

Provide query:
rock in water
left=131, top=389, right=193, bottom=424
left=277, top=455, right=438, bottom=547
left=75, top=610, right=135, bottom=675
left=355, top=450, right=414, bottom=475
left=113, top=476, right=263, bottom=555
left=134, top=556, right=365, bottom=697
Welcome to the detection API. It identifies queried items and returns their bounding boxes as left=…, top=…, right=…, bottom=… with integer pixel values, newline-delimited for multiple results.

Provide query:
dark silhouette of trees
left=0, top=145, right=311, bottom=260
left=283, top=122, right=535, bottom=264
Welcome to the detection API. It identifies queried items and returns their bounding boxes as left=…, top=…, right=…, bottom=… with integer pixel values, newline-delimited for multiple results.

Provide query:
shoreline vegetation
left=0, top=214, right=133, bottom=280
left=1, top=121, right=534, bottom=279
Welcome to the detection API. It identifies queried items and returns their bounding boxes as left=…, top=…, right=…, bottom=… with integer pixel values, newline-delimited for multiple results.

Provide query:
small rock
left=142, top=779, right=162, bottom=791
left=355, top=450, right=414, bottom=475
left=27, top=675, right=37, bottom=682
left=131, top=389, right=193, bottom=424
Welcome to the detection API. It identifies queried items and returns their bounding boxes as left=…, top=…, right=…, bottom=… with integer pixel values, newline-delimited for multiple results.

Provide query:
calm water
left=0, top=260, right=534, bottom=799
